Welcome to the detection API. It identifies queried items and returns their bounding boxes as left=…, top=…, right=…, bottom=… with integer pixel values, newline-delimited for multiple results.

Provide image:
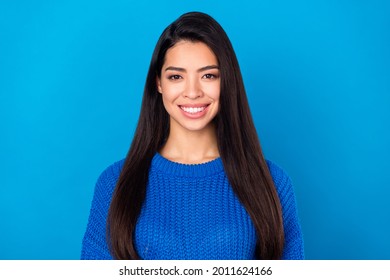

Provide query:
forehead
left=163, top=41, right=218, bottom=67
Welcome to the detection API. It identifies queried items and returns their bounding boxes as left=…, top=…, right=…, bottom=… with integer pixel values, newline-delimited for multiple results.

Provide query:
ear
left=156, top=77, right=162, bottom=94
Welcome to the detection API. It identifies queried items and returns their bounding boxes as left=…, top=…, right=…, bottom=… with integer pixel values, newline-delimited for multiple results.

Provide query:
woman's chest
left=134, top=173, right=257, bottom=259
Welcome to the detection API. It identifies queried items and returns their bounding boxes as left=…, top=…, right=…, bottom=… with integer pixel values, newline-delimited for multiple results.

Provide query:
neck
left=159, top=123, right=219, bottom=164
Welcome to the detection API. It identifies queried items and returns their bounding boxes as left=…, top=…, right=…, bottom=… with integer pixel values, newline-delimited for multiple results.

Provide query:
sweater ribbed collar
left=151, top=153, right=224, bottom=177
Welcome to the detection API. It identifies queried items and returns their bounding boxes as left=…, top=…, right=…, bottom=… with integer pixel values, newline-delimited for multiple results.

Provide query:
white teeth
left=180, top=106, right=206, bottom=114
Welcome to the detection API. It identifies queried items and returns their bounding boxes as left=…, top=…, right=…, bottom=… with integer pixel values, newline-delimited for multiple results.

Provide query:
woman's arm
left=81, top=161, right=123, bottom=260
left=266, top=160, right=305, bottom=260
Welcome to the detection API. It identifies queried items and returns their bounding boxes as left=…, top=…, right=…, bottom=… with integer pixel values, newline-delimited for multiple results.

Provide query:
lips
left=178, top=104, right=211, bottom=119
left=179, top=104, right=210, bottom=114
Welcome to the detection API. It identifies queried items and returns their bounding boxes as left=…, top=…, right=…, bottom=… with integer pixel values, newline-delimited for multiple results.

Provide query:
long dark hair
left=108, top=11, right=284, bottom=260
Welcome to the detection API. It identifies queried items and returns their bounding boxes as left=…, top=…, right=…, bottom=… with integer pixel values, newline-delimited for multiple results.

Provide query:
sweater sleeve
left=266, top=160, right=305, bottom=260
left=80, top=161, right=123, bottom=260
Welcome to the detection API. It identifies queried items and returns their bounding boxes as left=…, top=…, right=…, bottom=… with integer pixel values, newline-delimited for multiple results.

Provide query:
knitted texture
left=81, top=153, right=304, bottom=260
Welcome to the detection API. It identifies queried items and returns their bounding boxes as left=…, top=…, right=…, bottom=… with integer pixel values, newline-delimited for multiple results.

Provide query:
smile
left=179, top=105, right=209, bottom=114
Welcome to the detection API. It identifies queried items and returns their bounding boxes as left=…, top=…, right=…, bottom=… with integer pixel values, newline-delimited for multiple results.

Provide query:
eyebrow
left=164, top=65, right=219, bottom=73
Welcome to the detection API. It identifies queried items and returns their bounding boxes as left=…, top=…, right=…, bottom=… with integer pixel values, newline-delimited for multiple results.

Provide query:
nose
left=184, top=77, right=203, bottom=99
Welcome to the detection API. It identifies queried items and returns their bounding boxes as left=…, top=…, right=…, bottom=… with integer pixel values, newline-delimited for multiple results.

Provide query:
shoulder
left=266, top=159, right=304, bottom=259
left=93, top=159, right=126, bottom=200
left=85, top=159, right=126, bottom=224
left=265, top=159, right=293, bottom=192
left=96, top=158, right=126, bottom=185
left=265, top=159, right=297, bottom=208
left=81, top=159, right=125, bottom=260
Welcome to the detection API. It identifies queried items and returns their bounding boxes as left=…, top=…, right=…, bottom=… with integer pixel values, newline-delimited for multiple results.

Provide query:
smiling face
left=157, top=40, right=220, bottom=134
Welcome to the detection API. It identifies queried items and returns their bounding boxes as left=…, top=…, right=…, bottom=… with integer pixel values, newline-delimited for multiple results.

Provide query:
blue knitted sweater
left=81, top=153, right=304, bottom=260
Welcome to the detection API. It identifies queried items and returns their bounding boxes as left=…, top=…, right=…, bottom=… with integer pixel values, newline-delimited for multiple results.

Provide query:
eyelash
left=167, top=73, right=219, bottom=80
left=203, top=73, right=218, bottom=79
left=168, top=75, right=182, bottom=80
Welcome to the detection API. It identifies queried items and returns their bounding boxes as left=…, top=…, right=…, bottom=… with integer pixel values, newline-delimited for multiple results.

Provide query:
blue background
left=1, top=0, right=389, bottom=260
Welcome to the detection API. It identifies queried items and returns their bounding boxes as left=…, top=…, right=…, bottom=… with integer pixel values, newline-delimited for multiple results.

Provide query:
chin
left=175, top=119, right=215, bottom=133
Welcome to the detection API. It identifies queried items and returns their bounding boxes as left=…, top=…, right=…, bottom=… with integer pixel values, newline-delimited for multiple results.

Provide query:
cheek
left=160, top=83, right=184, bottom=100
left=161, top=89, right=180, bottom=112
left=161, top=96, right=174, bottom=117
left=206, top=83, right=220, bottom=100
left=161, top=92, right=177, bottom=107
left=161, top=94, right=173, bottom=112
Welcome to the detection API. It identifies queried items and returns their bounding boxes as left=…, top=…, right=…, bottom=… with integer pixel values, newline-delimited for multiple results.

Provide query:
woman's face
left=157, top=40, right=220, bottom=134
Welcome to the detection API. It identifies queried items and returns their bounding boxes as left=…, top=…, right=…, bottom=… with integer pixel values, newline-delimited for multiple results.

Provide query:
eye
left=168, top=74, right=182, bottom=80
left=203, top=73, right=219, bottom=79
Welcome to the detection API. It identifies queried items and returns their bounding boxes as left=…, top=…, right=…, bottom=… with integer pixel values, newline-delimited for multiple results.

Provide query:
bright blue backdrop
left=1, top=0, right=389, bottom=260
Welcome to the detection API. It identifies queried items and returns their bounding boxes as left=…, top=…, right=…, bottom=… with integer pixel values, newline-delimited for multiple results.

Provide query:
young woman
left=81, top=12, right=304, bottom=260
